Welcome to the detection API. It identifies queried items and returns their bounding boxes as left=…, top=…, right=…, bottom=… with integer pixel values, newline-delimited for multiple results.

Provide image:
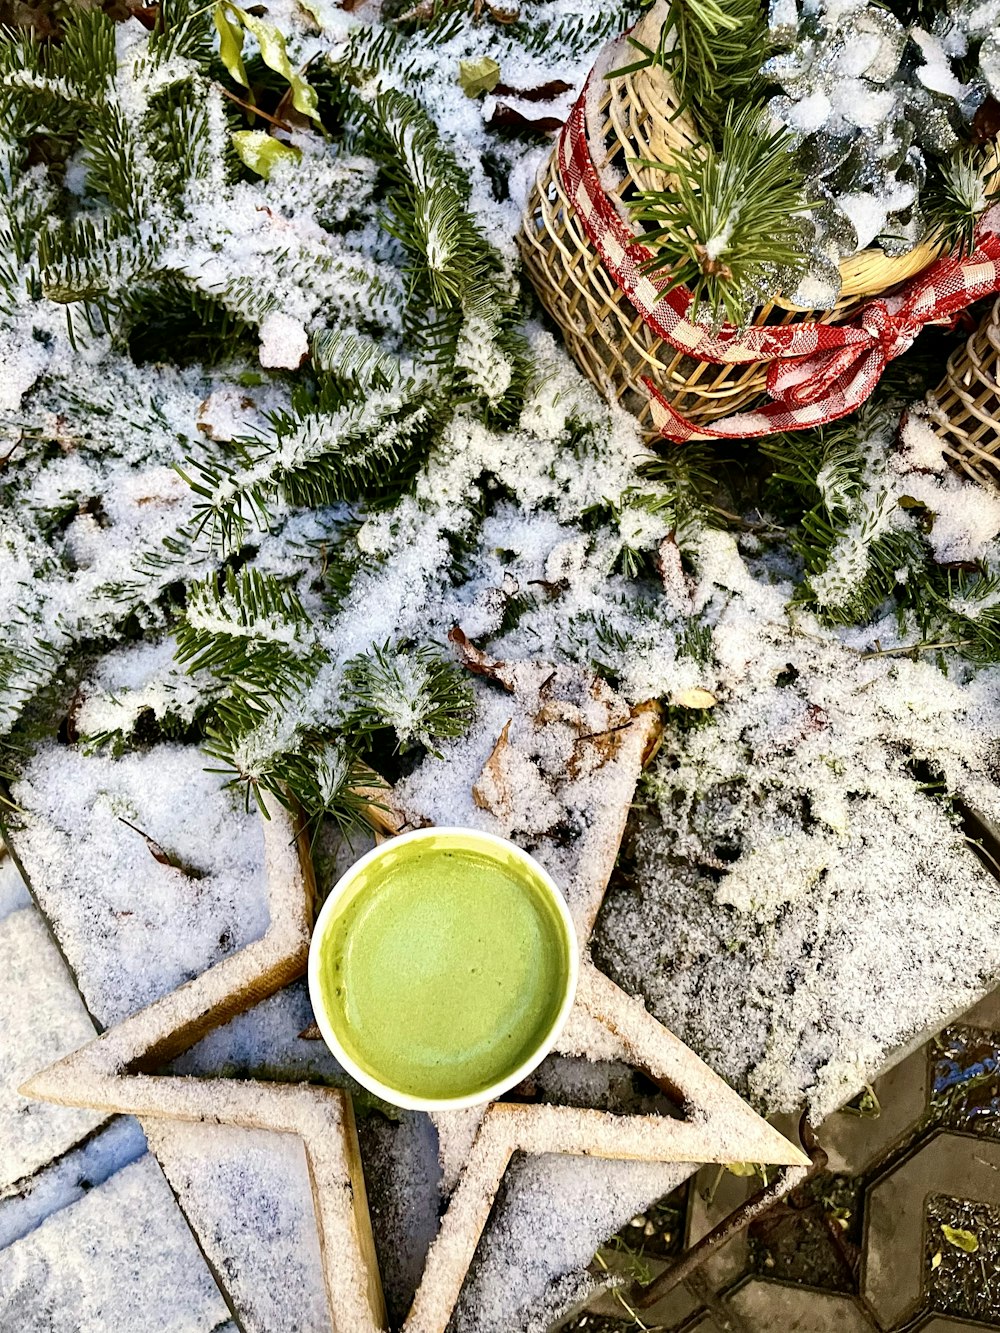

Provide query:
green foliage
left=924, top=149, right=1000, bottom=257
left=339, top=642, right=474, bottom=752
left=630, top=106, right=812, bottom=327
left=608, top=0, right=769, bottom=127
left=761, top=418, right=927, bottom=628
left=175, top=568, right=322, bottom=719
left=174, top=571, right=472, bottom=823
left=179, top=376, right=432, bottom=555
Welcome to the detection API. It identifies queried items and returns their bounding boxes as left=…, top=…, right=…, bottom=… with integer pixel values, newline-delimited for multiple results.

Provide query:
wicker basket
left=518, top=1, right=944, bottom=440
left=925, top=296, right=1000, bottom=491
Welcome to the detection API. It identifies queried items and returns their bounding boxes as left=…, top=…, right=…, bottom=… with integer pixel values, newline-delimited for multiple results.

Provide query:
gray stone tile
left=863, top=1133, right=1000, bottom=1327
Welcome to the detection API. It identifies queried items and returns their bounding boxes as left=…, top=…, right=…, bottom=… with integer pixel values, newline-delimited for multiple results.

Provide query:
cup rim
left=307, top=825, right=580, bottom=1112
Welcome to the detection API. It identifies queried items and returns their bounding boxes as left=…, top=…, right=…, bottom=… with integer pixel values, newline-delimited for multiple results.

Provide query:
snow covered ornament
left=19, top=678, right=806, bottom=1333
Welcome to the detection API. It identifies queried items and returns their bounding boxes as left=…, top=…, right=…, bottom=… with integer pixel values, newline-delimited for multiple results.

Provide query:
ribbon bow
left=556, top=76, right=1000, bottom=442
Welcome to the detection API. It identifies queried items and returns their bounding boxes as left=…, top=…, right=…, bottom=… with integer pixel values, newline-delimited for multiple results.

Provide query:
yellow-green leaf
left=239, top=11, right=321, bottom=122
left=941, top=1224, right=979, bottom=1253
left=671, top=687, right=717, bottom=709
left=725, top=1162, right=758, bottom=1178
left=214, top=3, right=248, bottom=88
left=931, top=1250, right=942, bottom=1269
left=458, top=56, right=500, bottom=98
left=231, top=130, right=301, bottom=180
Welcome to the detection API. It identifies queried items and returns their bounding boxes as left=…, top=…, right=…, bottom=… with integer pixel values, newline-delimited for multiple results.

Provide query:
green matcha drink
left=308, top=828, right=577, bottom=1109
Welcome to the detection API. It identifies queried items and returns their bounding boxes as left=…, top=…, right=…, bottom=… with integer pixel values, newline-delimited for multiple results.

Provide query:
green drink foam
left=314, top=833, right=574, bottom=1102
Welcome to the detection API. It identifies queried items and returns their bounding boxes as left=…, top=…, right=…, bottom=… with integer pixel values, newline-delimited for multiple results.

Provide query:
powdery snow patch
left=0, top=1119, right=147, bottom=1251
left=0, top=1155, right=229, bottom=1331
left=0, top=909, right=103, bottom=1194
left=9, top=744, right=271, bottom=1025
left=147, top=1122, right=330, bottom=1333
left=0, top=852, right=29, bottom=926
left=258, top=311, right=310, bottom=369
left=451, top=1154, right=690, bottom=1333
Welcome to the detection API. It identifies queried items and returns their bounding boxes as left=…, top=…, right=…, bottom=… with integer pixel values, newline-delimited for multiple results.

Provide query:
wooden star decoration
left=19, top=652, right=807, bottom=1333
left=19, top=803, right=386, bottom=1332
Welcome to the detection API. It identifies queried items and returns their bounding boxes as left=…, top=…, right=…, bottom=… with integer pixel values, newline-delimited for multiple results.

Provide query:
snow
left=4, top=0, right=1000, bottom=1326
left=0, top=1155, right=230, bottom=1331
left=9, top=745, right=271, bottom=1025
left=0, top=909, right=104, bottom=1194
left=258, top=311, right=310, bottom=370
left=0, top=1119, right=147, bottom=1251
left=147, top=1122, right=330, bottom=1333
left=452, top=1154, right=690, bottom=1333
left=0, top=851, right=29, bottom=925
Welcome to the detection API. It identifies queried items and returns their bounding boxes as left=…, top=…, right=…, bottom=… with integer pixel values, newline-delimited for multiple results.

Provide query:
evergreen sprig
left=924, top=149, right=1000, bottom=257
left=338, top=641, right=474, bottom=752
left=176, top=568, right=324, bottom=727
left=607, top=0, right=769, bottom=127
left=630, top=105, right=812, bottom=326
left=179, top=378, right=431, bottom=555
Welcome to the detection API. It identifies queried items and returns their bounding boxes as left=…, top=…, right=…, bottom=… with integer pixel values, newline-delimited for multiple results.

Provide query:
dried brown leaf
left=473, top=719, right=514, bottom=816
left=493, top=78, right=571, bottom=101
left=448, top=626, right=517, bottom=691
left=486, top=102, right=563, bottom=134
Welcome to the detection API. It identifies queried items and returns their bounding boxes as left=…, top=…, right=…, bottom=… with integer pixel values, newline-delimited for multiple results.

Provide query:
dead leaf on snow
left=448, top=626, right=518, bottom=691
left=473, top=719, right=514, bottom=818
left=486, top=103, right=563, bottom=134
left=655, top=532, right=695, bottom=614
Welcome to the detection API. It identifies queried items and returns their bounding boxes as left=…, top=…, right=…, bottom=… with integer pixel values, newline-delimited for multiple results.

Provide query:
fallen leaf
left=486, top=103, right=563, bottom=134
left=726, top=1162, right=758, bottom=1177
left=493, top=78, right=572, bottom=101
left=128, top=3, right=161, bottom=29
left=118, top=818, right=205, bottom=879
left=973, top=96, right=1000, bottom=144
left=459, top=55, right=501, bottom=98
left=941, top=1224, right=979, bottom=1253
left=931, top=1250, right=942, bottom=1269
left=448, top=626, right=517, bottom=691
left=473, top=719, right=514, bottom=816
left=655, top=532, right=696, bottom=613
left=231, top=130, right=301, bottom=180
left=671, top=687, right=717, bottom=709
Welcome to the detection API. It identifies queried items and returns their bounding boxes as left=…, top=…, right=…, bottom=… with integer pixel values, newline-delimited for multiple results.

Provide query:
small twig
left=216, top=84, right=295, bottom=132
left=860, top=639, right=974, bottom=660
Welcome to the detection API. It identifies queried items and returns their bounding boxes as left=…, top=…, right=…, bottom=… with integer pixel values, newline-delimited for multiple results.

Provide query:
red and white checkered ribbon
left=557, top=83, right=1000, bottom=440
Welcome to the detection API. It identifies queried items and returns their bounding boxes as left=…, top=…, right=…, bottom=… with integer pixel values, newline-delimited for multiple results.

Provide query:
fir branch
left=178, top=381, right=430, bottom=554
left=607, top=0, right=769, bottom=127
left=203, top=725, right=379, bottom=833
left=630, top=105, right=812, bottom=327
left=338, top=641, right=474, bottom=752
left=311, top=329, right=397, bottom=390
left=924, top=148, right=1000, bottom=257
left=361, top=88, right=498, bottom=320
left=176, top=567, right=325, bottom=727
